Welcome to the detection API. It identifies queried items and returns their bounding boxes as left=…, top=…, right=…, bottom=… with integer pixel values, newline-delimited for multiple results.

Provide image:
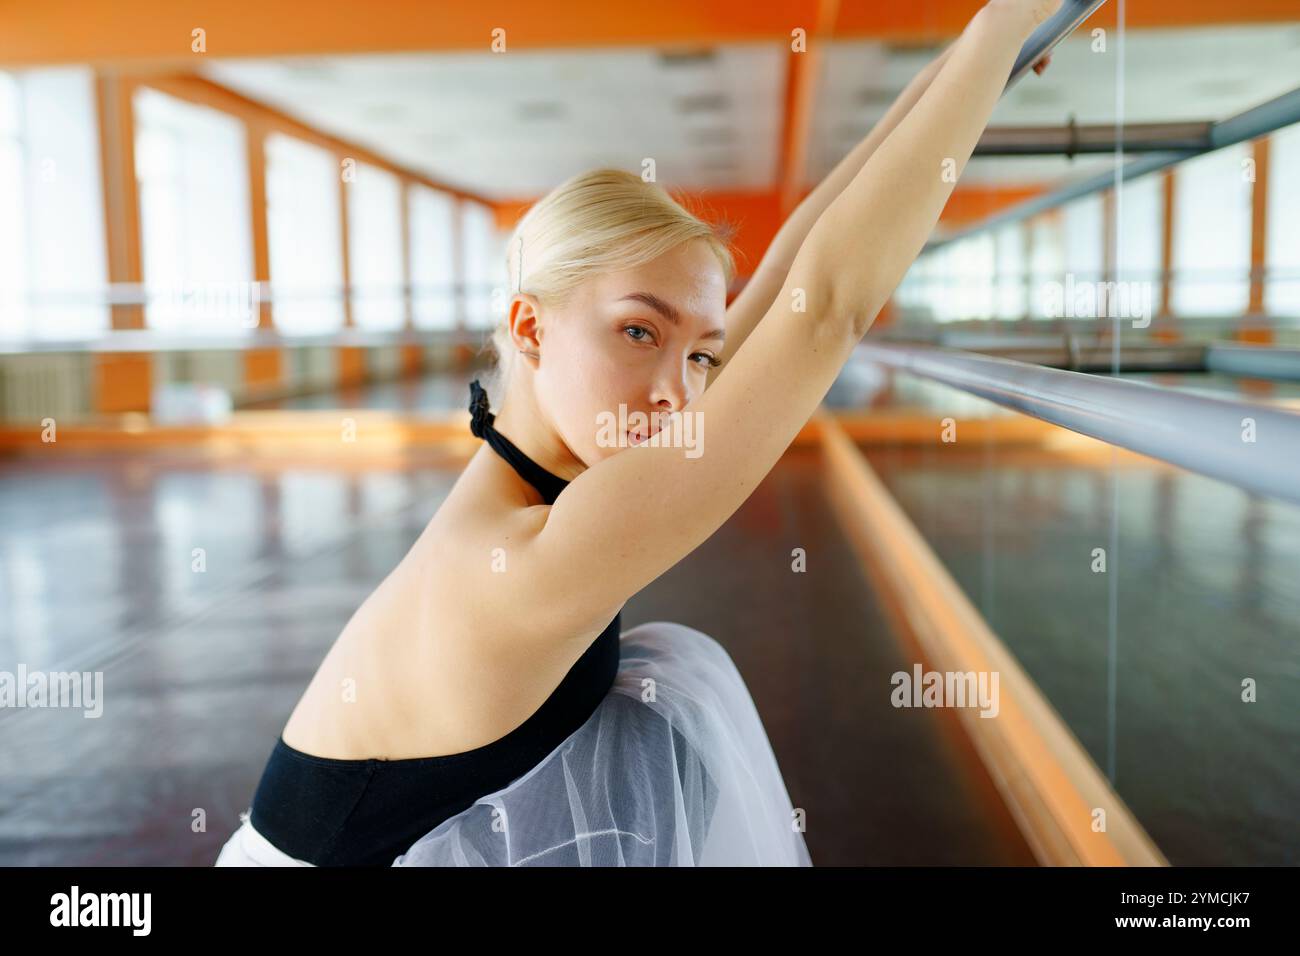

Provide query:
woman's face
left=516, top=239, right=728, bottom=466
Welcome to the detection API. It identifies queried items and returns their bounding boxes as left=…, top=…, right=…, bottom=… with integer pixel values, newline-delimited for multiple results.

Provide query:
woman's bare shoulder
left=281, top=450, right=617, bottom=758
left=421, top=449, right=551, bottom=561
left=400, top=450, right=552, bottom=617
left=279, top=455, right=557, bottom=758
left=416, top=449, right=617, bottom=642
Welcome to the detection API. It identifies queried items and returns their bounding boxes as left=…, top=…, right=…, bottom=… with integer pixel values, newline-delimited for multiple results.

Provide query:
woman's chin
left=585, top=431, right=652, bottom=464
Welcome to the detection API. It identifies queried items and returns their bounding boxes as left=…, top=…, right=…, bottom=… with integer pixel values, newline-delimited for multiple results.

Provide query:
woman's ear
left=508, top=293, right=544, bottom=356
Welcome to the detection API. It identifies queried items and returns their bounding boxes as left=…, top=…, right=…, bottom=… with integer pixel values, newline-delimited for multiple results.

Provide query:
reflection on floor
left=0, top=437, right=1032, bottom=865
left=242, top=371, right=481, bottom=414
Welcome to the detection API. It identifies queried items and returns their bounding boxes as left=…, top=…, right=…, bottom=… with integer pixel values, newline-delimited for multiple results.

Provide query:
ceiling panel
left=200, top=23, right=1300, bottom=202
left=203, top=44, right=787, bottom=199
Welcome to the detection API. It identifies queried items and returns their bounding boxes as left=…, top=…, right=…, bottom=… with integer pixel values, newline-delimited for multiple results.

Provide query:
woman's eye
left=625, top=324, right=719, bottom=368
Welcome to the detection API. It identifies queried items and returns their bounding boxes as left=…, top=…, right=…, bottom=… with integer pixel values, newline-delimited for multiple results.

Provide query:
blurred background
left=0, top=1, right=1297, bottom=867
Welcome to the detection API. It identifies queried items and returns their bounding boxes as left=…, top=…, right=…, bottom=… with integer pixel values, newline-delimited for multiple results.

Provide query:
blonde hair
left=483, top=167, right=737, bottom=399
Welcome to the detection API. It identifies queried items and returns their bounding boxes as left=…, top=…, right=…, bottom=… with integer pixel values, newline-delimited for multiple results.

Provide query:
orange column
left=336, top=156, right=366, bottom=387
left=1242, top=136, right=1273, bottom=345
left=242, top=120, right=283, bottom=398
left=1153, top=169, right=1178, bottom=342
left=93, top=70, right=150, bottom=414
left=776, top=0, right=840, bottom=219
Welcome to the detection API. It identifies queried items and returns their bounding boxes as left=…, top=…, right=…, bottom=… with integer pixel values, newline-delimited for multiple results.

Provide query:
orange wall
left=939, top=186, right=1048, bottom=229
left=494, top=183, right=1047, bottom=288
left=243, top=349, right=284, bottom=392
left=94, top=354, right=152, bottom=414
left=4, top=0, right=1295, bottom=66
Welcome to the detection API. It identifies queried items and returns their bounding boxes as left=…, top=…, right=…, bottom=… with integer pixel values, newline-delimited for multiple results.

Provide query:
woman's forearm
left=796, top=0, right=1050, bottom=338
left=760, top=41, right=957, bottom=277
left=706, top=39, right=958, bottom=386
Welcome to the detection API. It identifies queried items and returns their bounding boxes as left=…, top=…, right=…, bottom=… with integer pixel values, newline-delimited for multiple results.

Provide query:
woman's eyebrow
left=616, top=291, right=726, bottom=341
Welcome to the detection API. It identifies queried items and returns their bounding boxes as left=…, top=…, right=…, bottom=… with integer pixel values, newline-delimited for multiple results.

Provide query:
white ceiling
left=202, top=22, right=1300, bottom=201
left=203, top=46, right=787, bottom=199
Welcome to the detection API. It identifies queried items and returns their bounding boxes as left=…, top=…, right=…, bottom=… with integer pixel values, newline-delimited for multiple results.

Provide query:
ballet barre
left=854, top=342, right=1300, bottom=508
left=1007, top=0, right=1110, bottom=87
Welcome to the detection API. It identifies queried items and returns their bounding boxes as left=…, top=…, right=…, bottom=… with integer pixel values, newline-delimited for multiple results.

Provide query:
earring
left=517, top=348, right=539, bottom=360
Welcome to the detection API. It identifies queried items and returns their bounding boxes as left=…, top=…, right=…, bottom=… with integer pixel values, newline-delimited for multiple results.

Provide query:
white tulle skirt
left=216, top=621, right=811, bottom=867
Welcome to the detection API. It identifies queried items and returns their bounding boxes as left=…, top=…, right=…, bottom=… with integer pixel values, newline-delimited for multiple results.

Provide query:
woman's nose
left=650, top=370, right=688, bottom=414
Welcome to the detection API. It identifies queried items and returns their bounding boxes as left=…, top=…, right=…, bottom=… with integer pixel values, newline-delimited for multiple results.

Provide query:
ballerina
left=215, top=0, right=1060, bottom=867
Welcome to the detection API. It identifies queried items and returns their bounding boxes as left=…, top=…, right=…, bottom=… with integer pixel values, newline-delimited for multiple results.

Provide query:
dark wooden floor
left=0, top=440, right=1033, bottom=866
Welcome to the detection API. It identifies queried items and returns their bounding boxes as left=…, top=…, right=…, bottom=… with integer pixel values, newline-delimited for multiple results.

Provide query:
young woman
left=215, top=0, right=1059, bottom=867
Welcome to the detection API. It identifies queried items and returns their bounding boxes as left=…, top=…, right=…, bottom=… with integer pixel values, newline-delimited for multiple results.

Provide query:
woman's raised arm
left=803, top=0, right=1059, bottom=337
left=707, top=40, right=957, bottom=387
left=489, top=0, right=1061, bottom=647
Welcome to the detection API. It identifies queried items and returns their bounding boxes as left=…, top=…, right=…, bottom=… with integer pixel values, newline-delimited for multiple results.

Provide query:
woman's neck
left=490, top=373, right=586, bottom=484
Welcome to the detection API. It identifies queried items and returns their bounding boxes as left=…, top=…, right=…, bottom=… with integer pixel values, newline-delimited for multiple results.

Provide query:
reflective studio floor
left=0, top=366, right=1296, bottom=866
